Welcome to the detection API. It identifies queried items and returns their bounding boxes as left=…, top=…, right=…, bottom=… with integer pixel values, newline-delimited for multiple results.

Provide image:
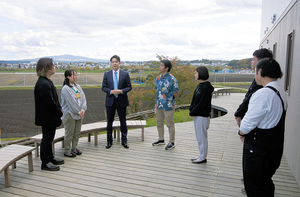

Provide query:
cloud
left=0, top=0, right=262, bottom=61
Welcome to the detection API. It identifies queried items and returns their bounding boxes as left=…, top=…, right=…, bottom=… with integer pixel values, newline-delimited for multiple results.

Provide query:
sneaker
left=64, top=151, right=76, bottom=157
left=152, top=140, right=165, bottom=146
left=165, top=142, right=175, bottom=150
left=72, top=149, right=82, bottom=155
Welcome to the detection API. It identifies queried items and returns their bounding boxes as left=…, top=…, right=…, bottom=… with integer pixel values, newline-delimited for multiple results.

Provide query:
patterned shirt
left=155, top=72, right=179, bottom=110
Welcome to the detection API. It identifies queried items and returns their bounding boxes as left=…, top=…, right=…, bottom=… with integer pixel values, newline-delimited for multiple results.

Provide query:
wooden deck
left=1, top=93, right=300, bottom=197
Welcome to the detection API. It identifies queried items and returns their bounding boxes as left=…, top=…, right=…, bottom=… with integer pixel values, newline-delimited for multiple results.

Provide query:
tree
left=142, top=54, right=198, bottom=109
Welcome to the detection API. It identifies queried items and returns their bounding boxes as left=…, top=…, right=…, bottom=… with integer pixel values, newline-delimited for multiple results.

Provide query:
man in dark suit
left=102, top=55, right=132, bottom=149
left=34, top=58, right=65, bottom=171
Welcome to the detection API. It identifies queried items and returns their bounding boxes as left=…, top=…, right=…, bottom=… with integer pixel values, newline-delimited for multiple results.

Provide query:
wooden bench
left=0, top=144, right=35, bottom=187
left=30, top=120, right=146, bottom=157
left=212, top=88, right=231, bottom=98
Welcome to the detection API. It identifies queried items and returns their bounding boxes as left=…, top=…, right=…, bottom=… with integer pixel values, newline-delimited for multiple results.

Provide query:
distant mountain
left=0, top=54, right=108, bottom=64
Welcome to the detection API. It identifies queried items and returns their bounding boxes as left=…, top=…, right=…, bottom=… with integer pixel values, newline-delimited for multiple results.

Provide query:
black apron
left=243, top=86, right=286, bottom=197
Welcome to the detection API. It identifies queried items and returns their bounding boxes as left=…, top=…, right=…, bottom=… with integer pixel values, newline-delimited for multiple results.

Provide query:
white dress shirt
left=240, top=81, right=287, bottom=134
left=110, top=69, right=120, bottom=95
left=112, top=69, right=119, bottom=83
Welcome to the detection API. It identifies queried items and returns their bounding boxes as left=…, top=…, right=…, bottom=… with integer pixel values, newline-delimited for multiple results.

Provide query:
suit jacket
left=34, top=76, right=63, bottom=127
left=102, top=69, right=132, bottom=107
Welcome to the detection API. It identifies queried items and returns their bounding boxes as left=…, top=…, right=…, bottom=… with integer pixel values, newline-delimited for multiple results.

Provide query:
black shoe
left=241, top=188, right=247, bottom=195
left=106, top=141, right=112, bottom=149
left=152, top=140, right=165, bottom=146
left=122, top=142, right=129, bottom=149
left=50, top=157, right=65, bottom=165
left=192, top=159, right=207, bottom=164
left=41, top=162, right=60, bottom=171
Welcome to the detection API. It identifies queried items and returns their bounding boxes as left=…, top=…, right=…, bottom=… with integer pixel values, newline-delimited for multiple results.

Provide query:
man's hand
left=111, top=89, right=122, bottom=95
left=240, top=136, right=245, bottom=143
left=173, top=91, right=179, bottom=99
left=235, top=116, right=242, bottom=126
left=238, top=130, right=245, bottom=143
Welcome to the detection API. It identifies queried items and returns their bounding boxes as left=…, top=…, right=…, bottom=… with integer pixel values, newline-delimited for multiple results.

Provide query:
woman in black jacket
left=189, top=66, right=214, bottom=164
left=34, top=58, right=65, bottom=171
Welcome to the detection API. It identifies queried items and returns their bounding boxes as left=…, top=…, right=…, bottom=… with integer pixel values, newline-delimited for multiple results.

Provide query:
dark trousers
left=243, top=143, right=281, bottom=197
left=41, top=126, right=56, bottom=165
left=106, top=98, right=127, bottom=143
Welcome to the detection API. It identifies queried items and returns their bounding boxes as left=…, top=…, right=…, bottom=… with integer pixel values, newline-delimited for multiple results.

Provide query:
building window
left=285, top=31, right=294, bottom=93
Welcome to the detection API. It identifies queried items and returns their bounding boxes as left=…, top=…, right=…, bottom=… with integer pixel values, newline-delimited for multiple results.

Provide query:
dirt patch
left=0, top=88, right=107, bottom=138
left=0, top=73, right=253, bottom=138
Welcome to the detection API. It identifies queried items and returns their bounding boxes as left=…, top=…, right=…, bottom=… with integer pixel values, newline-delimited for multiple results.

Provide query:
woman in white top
left=61, top=69, right=87, bottom=157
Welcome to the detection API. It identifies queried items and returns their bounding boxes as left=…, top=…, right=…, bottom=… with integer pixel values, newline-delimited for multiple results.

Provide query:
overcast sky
left=0, top=0, right=262, bottom=61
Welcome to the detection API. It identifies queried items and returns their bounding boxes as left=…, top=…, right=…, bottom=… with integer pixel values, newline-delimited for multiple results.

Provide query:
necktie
left=114, top=71, right=118, bottom=97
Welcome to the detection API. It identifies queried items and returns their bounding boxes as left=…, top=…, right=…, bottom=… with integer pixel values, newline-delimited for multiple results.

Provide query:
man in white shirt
left=238, top=58, right=287, bottom=197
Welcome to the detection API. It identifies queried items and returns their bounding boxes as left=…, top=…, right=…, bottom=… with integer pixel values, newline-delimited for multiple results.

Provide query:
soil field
left=0, top=73, right=253, bottom=139
left=0, top=73, right=254, bottom=87
left=0, top=88, right=107, bottom=138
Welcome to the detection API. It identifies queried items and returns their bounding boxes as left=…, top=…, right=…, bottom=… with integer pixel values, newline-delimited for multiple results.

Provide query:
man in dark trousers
left=238, top=58, right=287, bottom=196
left=102, top=55, right=132, bottom=149
left=234, top=48, right=273, bottom=195
left=34, top=58, right=65, bottom=171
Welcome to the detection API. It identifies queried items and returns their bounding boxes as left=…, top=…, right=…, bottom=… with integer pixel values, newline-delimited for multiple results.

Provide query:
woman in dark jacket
left=189, top=66, right=214, bottom=164
left=34, top=58, right=64, bottom=171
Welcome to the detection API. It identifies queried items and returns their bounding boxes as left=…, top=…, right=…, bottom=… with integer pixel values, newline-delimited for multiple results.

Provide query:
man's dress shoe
left=106, top=141, right=112, bottom=149
left=50, top=157, right=65, bottom=165
left=41, top=162, right=60, bottom=171
left=122, top=142, right=129, bottom=149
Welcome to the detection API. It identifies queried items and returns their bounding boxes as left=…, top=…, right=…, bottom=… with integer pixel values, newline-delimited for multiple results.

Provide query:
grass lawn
left=146, top=109, right=193, bottom=127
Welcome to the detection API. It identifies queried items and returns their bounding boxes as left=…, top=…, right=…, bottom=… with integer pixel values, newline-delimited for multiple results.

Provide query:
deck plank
left=1, top=93, right=299, bottom=196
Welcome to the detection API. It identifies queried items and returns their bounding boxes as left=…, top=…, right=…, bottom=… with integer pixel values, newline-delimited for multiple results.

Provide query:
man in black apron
left=238, top=58, right=287, bottom=196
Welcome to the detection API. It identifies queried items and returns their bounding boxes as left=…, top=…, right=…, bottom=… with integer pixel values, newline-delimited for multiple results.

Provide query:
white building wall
left=260, top=0, right=300, bottom=187
left=260, top=0, right=293, bottom=39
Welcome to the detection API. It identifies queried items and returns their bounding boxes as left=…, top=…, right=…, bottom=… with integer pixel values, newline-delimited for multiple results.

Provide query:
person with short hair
left=34, top=58, right=65, bottom=171
left=152, top=60, right=179, bottom=150
left=234, top=48, right=273, bottom=123
left=189, top=66, right=214, bottom=164
left=102, top=55, right=132, bottom=149
left=238, top=58, right=287, bottom=196
left=61, top=69, right=87, bottom=157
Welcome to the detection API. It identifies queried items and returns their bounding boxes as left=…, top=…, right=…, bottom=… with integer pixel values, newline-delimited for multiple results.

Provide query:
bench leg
left=88, top=133, right=91, bottom=142
left=142, top=127, right=144, bottom=141
left=114, top=130, right=116, bottom=139
left=117, top=129, right=120, bottom=143
left=12, top=162, right=16, bottom=169
left=28, top=152, right=33, bottom=172
left=94, top=132, right=98, bottom=145
left=52, top=142, right=55, bottom=157
left=4, top=168, right=11, bottom=187
left=34, top=141, right=39, bottom=158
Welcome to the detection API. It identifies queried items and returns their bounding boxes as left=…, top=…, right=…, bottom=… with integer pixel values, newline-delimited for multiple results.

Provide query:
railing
left=0, top=104, right=227, bottom=147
